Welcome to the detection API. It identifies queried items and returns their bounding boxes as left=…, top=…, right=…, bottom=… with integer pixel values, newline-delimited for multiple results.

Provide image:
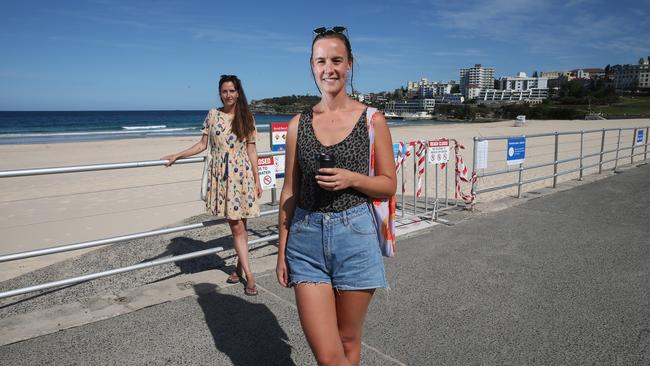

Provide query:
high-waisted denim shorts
left=286, top=203, right=387, bottom=290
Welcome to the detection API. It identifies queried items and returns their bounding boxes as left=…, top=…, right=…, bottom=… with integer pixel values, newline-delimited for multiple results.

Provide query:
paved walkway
left=1, top=164, right=649, bottom=365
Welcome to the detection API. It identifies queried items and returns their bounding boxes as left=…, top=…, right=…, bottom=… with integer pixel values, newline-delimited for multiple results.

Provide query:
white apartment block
left=385, top=99, right=436, bottom=113
left=613, top=57, right=650, bottom=89
left=499, top=72, right=548, bottom=91
left=460, top=64, right=495, bottom=99
left=539, top=71, right=570, bottom=79
left=434, top=93, right=464, bottom=105
left=477, top=89, right=548, bottom=103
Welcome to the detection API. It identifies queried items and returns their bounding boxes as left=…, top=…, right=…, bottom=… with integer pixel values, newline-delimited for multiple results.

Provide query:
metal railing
left=0, top=140, right=465, bottom=300
left=0, top=152, right=284, bottom=300
left=470, top=127, right=649, bottom=200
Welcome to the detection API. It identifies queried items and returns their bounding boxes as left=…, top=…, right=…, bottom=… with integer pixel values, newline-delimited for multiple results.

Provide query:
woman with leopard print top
left=276, top=26, right=397, bottom=366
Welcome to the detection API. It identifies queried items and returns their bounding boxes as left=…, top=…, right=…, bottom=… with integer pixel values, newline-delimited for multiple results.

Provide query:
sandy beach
left=1, top=117, right=648, bottom=279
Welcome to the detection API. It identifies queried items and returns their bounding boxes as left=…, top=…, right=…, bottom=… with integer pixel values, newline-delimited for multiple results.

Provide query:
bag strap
left=366, top=107, right=378, bottom=177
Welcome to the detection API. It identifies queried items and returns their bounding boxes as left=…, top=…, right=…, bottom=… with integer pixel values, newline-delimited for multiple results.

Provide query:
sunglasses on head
left=220, top=74, right=237, bottom=79
left=313, top=26, right=347, bottom=36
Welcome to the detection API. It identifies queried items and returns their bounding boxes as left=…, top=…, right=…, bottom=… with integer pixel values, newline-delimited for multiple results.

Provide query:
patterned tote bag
left=366, top=107, right=397, bottom=257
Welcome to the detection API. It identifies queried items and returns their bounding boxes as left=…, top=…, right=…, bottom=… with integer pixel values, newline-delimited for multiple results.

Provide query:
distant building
left=460, top=64, right=495, bottom=99
left=416, top=81, right=455, bottom=99
left=610, top=57, right=650, bottom=90
left=539, top=71, right=570, bottom=79
left=568, top=68, right=605, bottom=80
left=385, top=99, right=436, bottom=114
left=477, top=89, right=548, bottom=104
left=540, top=71, right=571, bottom=88
left=434, top=93, right=465, bottom=105
left=498, top=72, right=548, bottom=91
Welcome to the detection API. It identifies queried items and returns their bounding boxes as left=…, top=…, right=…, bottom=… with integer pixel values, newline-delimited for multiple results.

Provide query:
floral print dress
left=201, top=108, right=260, bottom=220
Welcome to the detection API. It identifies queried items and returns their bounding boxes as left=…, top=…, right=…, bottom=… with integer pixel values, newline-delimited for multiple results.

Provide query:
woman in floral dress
left=162, top=75, right=262, bottom=296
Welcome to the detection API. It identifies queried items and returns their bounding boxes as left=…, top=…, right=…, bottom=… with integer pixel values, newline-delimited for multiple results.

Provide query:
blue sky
left=1, top=0, right=648, bottom=110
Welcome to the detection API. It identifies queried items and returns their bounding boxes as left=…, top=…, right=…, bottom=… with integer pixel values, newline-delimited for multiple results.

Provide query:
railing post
left=553, top=132, right=559, bottom=188
left=614, top=128, right=621, bottom=171
left=445, top=155, right=449, bottom=207
left=471, top=137, right=478, bottom=202
left=643, top=127, right=650, bottom=160
left=424, top=147, right=429, bottom=215
left=598, top=129, right=605, bottom=174
left=413, top=143, right=417, bottom=215
left=517, top=162, right=524, bottom=198
left=434, top=158, right=439, bottom=210
left=631, top=129, right=636, bottom=165
left=579, top=131, right=584, bottom=181
left=271, top=187, right=278, bottom=205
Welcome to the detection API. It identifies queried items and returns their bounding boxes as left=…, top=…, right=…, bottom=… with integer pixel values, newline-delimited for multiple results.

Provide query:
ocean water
left=0, top=110, right=295, bottom=144
left=0, top=110, right=439, bottom=145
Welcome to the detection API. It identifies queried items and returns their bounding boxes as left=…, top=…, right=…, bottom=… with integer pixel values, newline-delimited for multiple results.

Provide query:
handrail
left=0, top=209, right=279, bottom=263
left=0, top=151, right=285, bottom=178
left=0, top=235, right=278, bottom=300
left=474, top=126, right=648, bottom=141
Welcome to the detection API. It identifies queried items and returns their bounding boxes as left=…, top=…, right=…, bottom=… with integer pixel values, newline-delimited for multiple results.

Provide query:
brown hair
left=310, top=29, right=355, bottom=94
left=219, top=75, right=255, bottom=141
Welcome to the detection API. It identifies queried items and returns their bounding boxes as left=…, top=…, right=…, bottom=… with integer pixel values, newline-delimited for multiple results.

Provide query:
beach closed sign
left=427, top=139, right=450, bottom=165
left=506, top=137, right=526, bottom=165
left=257, top=156, right=276, bottom=190
left=270, top=123, right=288, bottom=151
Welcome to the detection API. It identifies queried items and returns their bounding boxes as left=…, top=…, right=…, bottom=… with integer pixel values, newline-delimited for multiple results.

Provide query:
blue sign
left=506, top=137, right=526, bottom=165
left=636, top=129, right=645, bottom=145
left=392, top=143, right=400, bottom=161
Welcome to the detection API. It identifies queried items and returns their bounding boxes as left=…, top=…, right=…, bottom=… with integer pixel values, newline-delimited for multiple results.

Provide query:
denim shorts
left=286, top=203, right=387, bottom=290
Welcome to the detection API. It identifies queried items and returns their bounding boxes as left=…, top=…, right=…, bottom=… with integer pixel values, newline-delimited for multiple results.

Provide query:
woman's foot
left=243, top=271, right=257, bottom=296
left=244, top=284, right=258, bottom=296
left=226, top=272, right=240, bottom=284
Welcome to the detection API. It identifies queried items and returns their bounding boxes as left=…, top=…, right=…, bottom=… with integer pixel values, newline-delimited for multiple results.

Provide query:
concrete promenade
left=1, top=164, right=649, bottom=365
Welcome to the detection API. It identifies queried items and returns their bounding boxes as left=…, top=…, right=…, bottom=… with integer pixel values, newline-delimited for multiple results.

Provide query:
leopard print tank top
left=297, top=108, right=369, bottom=212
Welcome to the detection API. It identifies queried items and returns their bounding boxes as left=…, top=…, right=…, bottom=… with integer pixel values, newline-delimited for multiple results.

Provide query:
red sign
left=258, top=157, right=273, bottom=166
left=428, top=139, right=449, bottom=147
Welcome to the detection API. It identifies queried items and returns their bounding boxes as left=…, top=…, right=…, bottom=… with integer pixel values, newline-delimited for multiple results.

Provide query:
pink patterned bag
left=366, top=107, right=396, bottom=257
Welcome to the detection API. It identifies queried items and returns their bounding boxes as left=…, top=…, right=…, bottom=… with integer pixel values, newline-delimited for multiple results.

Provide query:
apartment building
left=460, top=64, right=495, bottom=99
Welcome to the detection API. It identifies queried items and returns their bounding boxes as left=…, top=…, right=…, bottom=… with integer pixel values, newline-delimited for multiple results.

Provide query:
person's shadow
left=143, top=236, right=236, bottom=282
left=194, top=283, right=295, bottom=366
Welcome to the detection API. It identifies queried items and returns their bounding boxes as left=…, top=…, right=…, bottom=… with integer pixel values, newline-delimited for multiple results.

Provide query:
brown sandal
left=244, top=285, right=258, bottom=296
left=226, top=272, right=241, bottom=284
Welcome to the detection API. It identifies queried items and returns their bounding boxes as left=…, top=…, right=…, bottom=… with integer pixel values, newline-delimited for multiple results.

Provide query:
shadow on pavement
left=194, top=283, right=295, bottom=366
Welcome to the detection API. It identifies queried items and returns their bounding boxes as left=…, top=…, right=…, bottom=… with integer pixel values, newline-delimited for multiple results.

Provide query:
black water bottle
left=317, top=152, right=336, bottom=172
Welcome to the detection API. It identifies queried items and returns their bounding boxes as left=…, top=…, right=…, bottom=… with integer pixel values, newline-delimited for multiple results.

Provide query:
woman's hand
left=255, top=180, right=263, bottom=198
left=276, top=256, right=289, bottom=288
left=161, top=154, right=178, bottom=167
left=315, top=168, right=358, bottom=191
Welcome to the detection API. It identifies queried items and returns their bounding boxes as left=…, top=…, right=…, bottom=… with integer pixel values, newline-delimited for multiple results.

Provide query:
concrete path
left=1, top=164, right=648, bottom=365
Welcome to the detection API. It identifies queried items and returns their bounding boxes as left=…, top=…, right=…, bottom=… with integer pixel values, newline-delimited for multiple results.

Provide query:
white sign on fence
left=257, top=156, right=276, bottom=190
left=427, top=139, right=450, bottom=165
left=274, top=154, right=285, bottom=178
left=636, top=129, right=645, bottom=146
left=476, top=140, right=489, bottom=169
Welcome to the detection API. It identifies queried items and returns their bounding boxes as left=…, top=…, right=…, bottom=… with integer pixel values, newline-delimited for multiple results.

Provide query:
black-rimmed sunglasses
left=313, top=26, right=347, bottom=36
left=220, top=74, right=237, bottom=79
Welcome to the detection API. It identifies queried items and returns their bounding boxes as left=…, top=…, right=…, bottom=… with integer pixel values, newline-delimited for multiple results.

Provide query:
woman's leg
left=295, top=284, right=351, bottom=366
left=335, top=290, right=375, bottom=366
left=228, top=219, right=255, bottom=289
